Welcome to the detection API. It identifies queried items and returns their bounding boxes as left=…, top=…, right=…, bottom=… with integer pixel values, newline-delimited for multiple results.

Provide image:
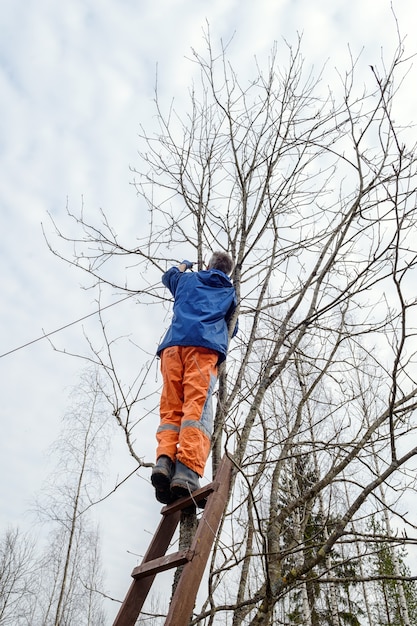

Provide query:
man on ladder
left=151, top=251, right=238, bottom=504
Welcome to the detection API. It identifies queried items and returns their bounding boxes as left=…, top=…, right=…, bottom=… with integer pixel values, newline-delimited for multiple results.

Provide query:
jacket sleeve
left=162, top=266, right=182, bottom=295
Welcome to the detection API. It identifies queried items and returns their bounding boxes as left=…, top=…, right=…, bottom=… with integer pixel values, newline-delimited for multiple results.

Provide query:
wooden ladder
left=112, top=454, right=233, bottom=626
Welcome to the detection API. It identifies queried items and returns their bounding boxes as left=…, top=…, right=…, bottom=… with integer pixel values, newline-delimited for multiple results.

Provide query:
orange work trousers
left=157, top=345, right=218, bottom=476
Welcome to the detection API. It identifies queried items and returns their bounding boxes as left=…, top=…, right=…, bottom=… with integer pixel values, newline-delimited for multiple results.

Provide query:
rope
left=0, top=293, right=134, bottom=359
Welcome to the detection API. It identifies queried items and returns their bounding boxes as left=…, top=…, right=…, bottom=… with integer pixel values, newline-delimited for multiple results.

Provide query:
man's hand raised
left=180, top=260, right=194, bottom=270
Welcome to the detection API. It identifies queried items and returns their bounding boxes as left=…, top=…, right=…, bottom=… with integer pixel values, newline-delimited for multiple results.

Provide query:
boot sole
left=151, top=470, right=171, bottom=488
left=171, top=481, right=200, bottom=496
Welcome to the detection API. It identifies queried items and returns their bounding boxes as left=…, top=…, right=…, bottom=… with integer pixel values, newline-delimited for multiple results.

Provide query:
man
left=151, top=251, right=238, bottom=504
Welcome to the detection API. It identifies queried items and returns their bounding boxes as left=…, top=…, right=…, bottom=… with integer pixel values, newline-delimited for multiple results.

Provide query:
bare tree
left=45, top=28, right=417, bottom=624
left=33, top=368, right=108, bottom=626
left=0, top=528, right=36, bottom=625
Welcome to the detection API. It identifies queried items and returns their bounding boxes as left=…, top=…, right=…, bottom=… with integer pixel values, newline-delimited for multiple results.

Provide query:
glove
left=181, top=259, right=193, bottom=270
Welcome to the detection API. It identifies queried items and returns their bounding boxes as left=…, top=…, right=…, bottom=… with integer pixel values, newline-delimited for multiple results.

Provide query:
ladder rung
left=161, top=481, right=219, bottom=515
left=131, top=549, right=194, bottom=580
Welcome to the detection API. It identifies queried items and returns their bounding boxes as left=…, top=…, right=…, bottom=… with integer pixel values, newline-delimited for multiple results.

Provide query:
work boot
left=151, top=456, right=175, bottom=504
left=170, top=460, right=200, bottom=499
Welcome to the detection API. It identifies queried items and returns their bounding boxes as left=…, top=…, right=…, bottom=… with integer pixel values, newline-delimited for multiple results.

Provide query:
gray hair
left=208, top=251, right=234, bottom=276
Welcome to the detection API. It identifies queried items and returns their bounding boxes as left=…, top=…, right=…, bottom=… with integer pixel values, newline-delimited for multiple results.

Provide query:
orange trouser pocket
left=157, top=346, right=218, bottom=476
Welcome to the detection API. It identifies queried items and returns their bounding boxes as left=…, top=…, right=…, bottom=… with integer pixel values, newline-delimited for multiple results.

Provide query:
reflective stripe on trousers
left=157, top=345, right=218, bottom=476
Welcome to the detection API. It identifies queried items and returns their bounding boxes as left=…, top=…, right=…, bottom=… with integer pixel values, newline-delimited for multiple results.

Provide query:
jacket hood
left=198, top=269, right=233, bottom=288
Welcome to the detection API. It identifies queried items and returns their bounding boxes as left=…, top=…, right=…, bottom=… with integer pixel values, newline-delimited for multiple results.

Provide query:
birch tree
left=46, top=29, right=417, bottom=625
left=33, top=368, right=108, bottom=626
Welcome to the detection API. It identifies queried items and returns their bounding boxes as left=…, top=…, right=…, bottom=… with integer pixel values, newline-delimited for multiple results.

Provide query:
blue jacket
left=157, top=267, right=238, bottom=364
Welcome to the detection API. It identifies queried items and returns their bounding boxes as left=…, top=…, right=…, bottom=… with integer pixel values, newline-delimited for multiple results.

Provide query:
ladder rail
left=164, top=455, right=232, bottom=624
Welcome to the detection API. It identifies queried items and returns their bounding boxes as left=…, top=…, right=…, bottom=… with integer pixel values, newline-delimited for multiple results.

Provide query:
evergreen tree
left=370, top=518, right=417, bottom=626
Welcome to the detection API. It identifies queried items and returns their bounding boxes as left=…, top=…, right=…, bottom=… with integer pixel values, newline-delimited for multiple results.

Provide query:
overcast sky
left=1, top=0, right=416, bottom=622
